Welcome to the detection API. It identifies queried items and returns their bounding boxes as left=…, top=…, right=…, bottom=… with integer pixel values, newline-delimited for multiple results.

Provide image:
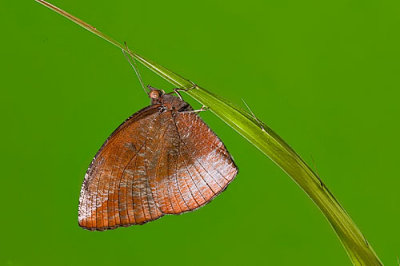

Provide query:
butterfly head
left=146, top=85, right=190, bottom=111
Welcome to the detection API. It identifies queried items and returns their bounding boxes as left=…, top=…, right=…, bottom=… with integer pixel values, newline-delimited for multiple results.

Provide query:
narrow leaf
left=36, top=1, right=383, bottom=265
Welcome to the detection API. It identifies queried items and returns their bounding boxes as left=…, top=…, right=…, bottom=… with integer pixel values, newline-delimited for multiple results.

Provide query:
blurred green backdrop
left=1, top=0, right=399, bottom=265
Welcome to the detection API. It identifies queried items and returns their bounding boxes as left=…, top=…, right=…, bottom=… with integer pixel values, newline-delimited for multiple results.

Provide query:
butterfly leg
left=174, top=80, right=198, bottom=92
left=167, top=82, right=198, bottom=100
left=181, top=105, right=209, bottom=114
left=167, top=88, right=183, bottom=100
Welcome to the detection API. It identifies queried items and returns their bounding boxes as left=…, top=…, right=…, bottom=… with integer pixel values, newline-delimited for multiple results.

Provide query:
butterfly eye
left=149, top=90, right=161, bottom=100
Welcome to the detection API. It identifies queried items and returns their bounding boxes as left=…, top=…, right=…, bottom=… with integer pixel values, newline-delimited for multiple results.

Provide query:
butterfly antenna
left=122, top=42, right=148, bottom=94
left=242, top=99, right=266, bottom=132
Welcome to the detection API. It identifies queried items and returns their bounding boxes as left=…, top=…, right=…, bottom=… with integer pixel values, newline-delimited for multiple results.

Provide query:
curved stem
left=36, top=1, right=383, bottom=264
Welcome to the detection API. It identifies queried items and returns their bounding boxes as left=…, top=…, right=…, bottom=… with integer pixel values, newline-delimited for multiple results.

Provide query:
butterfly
left=78, top=86, right=238, bottom=230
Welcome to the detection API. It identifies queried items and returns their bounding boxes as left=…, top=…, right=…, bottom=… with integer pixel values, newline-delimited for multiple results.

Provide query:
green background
left=1, top=0, right=399, bottom=265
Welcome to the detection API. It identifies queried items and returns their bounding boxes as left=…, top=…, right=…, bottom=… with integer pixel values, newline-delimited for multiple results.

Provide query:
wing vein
left=174, top=114, right=222, bottom=191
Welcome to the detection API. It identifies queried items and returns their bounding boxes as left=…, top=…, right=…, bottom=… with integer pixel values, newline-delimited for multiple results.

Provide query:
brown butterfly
left=78, top=85, right=238, bottom=231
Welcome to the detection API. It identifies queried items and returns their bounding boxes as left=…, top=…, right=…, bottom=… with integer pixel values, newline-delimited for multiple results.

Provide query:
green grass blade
left=35, top=1, right=383, bottom=265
